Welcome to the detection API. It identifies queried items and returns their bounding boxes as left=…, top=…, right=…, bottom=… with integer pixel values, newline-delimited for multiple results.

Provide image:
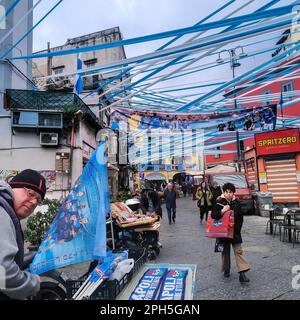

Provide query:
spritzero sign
left=255, top=128, right=300, bottom=156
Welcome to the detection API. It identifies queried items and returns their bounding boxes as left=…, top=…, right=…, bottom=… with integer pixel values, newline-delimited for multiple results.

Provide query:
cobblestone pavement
left=156, top=196, right=300, bottom=300
left=60, top=196, right=300, bottom=300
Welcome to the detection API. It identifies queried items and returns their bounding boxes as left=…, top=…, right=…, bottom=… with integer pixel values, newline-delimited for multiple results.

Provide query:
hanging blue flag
left=178, top=164, right=185, bottom=171
left=139, top=164, right=148, bottom=171
left=73, top=53, right=83, bottom=95
left=165, top=164, right=172, bottom=172
left=29, top=141, right=109, bottom=275
left=154, top=165, right=160, bottom=172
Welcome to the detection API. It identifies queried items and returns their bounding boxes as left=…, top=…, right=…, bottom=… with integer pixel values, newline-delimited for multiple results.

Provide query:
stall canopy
left=145, top=173, right=167, bottom=181
left=205, top=165, right=236, bottom=173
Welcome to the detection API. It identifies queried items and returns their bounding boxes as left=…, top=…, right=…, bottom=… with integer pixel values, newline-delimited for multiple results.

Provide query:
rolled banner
left=129, top=268, right=168, bottom=300
left=158, top=269, right=188, bottom=300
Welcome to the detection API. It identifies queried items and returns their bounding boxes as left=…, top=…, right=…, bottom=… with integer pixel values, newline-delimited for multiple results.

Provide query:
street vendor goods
left=72, top=251, right=128, bottom=300
left=206, top=210, right=234, bottom=239
left=129, top=268, right=168, bottom=300
left=111, top=202, right=137, bottom=224
left=157, top=269, right=188, bottom=300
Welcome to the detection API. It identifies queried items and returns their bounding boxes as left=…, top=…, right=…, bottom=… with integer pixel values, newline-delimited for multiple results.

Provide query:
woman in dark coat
left=140, top=189, right=162, bottom=219
left=212, top=182, right=250, bottom=283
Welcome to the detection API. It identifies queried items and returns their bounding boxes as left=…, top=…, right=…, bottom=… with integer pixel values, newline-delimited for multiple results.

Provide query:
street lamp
left=216, top=46, right=248, bottom=172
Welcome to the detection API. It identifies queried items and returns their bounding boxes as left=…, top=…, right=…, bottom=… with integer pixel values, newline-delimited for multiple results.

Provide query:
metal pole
left=280, top=91, right=285, bottom=128
left=68, top=118, right=74, bottom=191
left=110, top=211, right=116, bottom=250
left=230, top=49, right=241, bottom=172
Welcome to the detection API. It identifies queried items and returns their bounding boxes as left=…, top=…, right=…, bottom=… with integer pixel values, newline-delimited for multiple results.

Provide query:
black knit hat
left=9, top=169, right=46, bottom=200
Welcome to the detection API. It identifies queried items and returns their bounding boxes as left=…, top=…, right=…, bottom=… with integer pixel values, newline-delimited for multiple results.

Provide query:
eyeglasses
left=24, top=187, right=42, bottom=205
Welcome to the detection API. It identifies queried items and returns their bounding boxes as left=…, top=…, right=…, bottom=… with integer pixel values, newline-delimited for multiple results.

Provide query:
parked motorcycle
left=23, top=251, right=67, bottom=300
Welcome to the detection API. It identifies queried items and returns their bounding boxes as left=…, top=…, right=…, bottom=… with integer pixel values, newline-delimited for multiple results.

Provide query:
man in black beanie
left=0, top=169, right=46, bottom=299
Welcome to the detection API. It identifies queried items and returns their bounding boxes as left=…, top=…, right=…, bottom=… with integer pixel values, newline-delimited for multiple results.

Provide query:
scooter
left=23, top=251, right=67, bottom=300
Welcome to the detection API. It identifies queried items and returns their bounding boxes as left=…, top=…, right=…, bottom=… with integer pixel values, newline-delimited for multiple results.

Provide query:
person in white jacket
left=0, top=169, right=46, bottom=300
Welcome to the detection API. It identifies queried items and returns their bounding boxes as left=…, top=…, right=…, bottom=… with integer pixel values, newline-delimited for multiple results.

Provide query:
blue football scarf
left=129, top=268, right=168, bottom=300
left=158, top=269, right=188, bottom=300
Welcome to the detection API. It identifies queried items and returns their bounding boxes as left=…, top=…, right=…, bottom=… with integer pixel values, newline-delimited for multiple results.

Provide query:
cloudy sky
left=32, top=0, right=293, bottom=102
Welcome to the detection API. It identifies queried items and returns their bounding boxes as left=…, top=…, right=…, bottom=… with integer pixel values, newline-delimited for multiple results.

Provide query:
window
left=12, top=111, right=63, bottom=128
left=13, top=111, right=38, bottom=126
left=261, top=89, right=272, bottom=106
left=52, top=66, right=64, bottom=81
left=53, top=68, right=63, bottom=75
left=84, top=59, right=97, bottom=69
left=281, top=81, right=294, bottom=100
left=39, top=113, right=63, bottom=128
left=86, top=62, right=96, bottom=68
left=214, top=147, right=221, bottom=159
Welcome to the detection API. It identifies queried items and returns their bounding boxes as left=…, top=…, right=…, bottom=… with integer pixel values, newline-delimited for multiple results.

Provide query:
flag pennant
left=29, top=140, right=109, bottom=275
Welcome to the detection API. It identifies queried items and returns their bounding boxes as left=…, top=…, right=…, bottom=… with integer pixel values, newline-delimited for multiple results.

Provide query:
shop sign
left=255, top=128, right=300, bottom=156
left=259, top=172, right=267, bottom=184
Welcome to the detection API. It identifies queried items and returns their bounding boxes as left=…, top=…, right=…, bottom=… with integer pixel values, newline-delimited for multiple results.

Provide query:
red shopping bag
left=206, top=210, right=234, bottom=239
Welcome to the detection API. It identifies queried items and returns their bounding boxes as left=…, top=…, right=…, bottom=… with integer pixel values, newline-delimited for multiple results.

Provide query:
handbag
left=206, top=210, right=234, bottom=239
left=197, top=194, right=204, bottom=208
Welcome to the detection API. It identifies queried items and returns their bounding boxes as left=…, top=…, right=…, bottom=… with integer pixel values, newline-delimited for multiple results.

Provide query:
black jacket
left=140, top=191, right=162, bottom=217
left=211, top=186, right=222, bottom=206
left=163, top=189, right=176, bottom=209
left=211, top=195, right=243, bottom=244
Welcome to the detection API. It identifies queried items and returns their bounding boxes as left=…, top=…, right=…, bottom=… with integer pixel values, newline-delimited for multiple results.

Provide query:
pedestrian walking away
left=212, top=182, right=250, bottom=283
left=164, top=183, right=177, bottom=224
left=181, top=182, right=187, bottom=198
left=195, top=181, right=213, bottom=224
left=0, top=169, right=46, bottom=300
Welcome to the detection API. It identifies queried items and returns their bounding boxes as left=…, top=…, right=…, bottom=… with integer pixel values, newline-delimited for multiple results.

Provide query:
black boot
left=239, top=271, right=250, bottom=283
left=172, top=217, right=176, bottom=223
left=224, top=270, right=230, bottom=278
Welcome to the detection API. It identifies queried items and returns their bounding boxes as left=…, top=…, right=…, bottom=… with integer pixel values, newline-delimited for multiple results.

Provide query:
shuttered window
left=266, top=158, right=299, bottom=202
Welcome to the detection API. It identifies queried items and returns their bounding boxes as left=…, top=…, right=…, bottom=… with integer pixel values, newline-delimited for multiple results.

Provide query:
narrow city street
left=156, top=197, right=300, bottom=300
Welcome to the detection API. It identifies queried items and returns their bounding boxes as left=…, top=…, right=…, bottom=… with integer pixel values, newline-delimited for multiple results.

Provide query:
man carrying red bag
left=212, top=183, right=250, bottom=283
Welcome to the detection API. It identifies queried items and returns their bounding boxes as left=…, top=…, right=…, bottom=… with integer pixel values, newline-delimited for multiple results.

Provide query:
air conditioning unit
left=40, top=132, right=59, bottom=146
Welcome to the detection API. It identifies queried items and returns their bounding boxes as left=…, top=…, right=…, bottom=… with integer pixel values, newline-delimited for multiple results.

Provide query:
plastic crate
left=66, top=248, right=147, bottom=300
